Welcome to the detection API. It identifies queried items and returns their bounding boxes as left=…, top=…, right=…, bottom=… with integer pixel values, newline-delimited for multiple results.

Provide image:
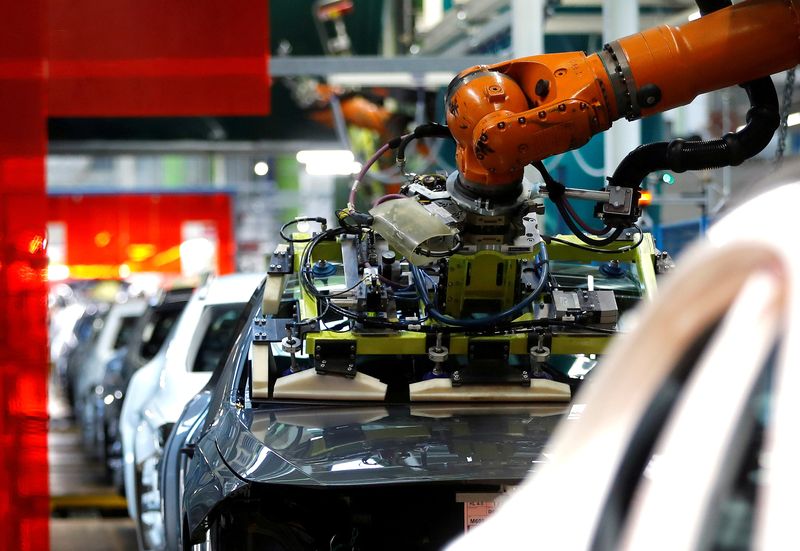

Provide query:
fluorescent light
left=253, top=161, right=269, bottom=176
left=296, top=150, right=354, bottom=164
left=47, top=264, right=70, bottom=281
left=688, top=10, right=700, bottom=21
left=296, top=150, right=361, bottom=176
left=304, top=161, right=362, bottom=176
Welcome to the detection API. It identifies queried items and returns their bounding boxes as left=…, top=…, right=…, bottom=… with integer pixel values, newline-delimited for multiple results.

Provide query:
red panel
left=0, top=2, right=49, bottom=550
left=48, top=0, right=270, bottom=116
left=47, top=193, right=235, bottom=275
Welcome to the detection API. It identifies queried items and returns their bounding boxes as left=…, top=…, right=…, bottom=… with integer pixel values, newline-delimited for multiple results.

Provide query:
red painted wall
left=47, top=193, right=236, bottom=276
left=48, top=0, right=271, bottom=117
left=0, top=2, right=270, bottom=548
left=0, top=2, right=50, bottom=549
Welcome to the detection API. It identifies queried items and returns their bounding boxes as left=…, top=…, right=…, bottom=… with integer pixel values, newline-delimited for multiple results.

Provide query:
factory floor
left=49, top=384, right=137, bottom=551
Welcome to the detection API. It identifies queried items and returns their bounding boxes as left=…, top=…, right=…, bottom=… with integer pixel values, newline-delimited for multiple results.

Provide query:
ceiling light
left=253, top=161, right=269, bottom=176
left=296, top=150, right=361, bottom=176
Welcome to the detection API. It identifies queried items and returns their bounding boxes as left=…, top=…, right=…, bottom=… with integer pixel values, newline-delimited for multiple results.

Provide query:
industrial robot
left=251, top=0, right=800, bottom=403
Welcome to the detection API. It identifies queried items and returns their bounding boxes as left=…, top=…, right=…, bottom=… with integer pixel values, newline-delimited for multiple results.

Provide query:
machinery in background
left=252, top=0, right=800, bottom=405
left=177, top=1, right=800, bottom=548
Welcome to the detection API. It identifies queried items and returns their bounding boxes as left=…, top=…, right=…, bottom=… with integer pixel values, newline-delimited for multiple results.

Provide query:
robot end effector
left=445, top=0, right=800, bottom=226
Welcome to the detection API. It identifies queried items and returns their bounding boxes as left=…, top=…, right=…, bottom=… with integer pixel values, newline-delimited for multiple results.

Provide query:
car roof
left=109, top=297, right=147, bottom=316
left=201, top=273, right=264, bottom=305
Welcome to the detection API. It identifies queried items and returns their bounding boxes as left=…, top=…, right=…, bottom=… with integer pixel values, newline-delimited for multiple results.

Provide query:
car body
left=447, top=182, right=800, bottom=551
left=90, top=288, right=193, bottom=487
left=60, top=302, right=109, bottom=405
left=119, top=273, right=263, bottom=550
left=165, top=243, right=659, bottom=551
left=74, top=298, right=147, bottom=450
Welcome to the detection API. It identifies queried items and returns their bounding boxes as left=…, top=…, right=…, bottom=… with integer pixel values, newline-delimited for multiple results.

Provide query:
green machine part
left=299, top=232, right=659, bottom=358
left=444, top=250, right=535, bottom=318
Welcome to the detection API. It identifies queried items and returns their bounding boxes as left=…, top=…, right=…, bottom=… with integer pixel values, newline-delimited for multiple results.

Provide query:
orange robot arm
left=446, top=0, right=800, bottom=191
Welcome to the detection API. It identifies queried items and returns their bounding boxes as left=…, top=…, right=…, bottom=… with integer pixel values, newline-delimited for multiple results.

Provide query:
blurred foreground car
left=119, top=274, right=263, bottom=550
left=74, top=298, right=147, bottom=448
left=448, top=184, right=800, bottom=551
left=60, top=302, right=109, bottom=404
left=89, top=287, right=194, bottom=485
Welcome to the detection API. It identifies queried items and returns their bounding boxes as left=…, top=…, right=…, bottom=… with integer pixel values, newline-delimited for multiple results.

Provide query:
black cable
left=554, top=200, right=625, bottom=246
left=542, top=224, right=644, bottom=254
left=396, top=122, right=454, bottom=167
left=533, top=161, right=625, bottom=247
left=280, top=217, right=329, bottom=243
left=608, top=0, right=778, bottom=193
left=412, top=244, right=550, bottom=328
left=415, top=234, right=463, bottom=258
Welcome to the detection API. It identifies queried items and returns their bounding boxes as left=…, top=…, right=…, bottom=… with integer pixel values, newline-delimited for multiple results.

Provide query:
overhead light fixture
left=47, top=264, right=70, bottom=281
left=688, top=10, right=700, bottom=21
left=296, top=150, right=361, bottom=176
left=253, top=161, right=269, bottom=176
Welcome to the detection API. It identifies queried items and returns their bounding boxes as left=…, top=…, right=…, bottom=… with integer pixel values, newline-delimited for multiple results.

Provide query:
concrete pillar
left=512, top=0, right=544, bottom=57
left=603, top=0, right=641, bottom=173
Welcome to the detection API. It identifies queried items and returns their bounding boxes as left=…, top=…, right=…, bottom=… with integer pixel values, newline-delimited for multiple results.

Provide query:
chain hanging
left=774, top=66, right=796, bottom=167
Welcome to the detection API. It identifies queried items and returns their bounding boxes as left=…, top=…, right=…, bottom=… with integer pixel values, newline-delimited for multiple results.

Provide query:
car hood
left=211, top=403, right=566, bottom=487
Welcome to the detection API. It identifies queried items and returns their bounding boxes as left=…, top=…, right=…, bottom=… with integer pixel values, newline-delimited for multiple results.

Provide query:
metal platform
left=49, top=383, right=136, bottom=550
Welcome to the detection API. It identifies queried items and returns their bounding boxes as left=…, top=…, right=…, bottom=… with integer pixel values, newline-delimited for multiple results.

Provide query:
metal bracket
left=252, top=316, right=318, bottom=343
left=552, top=289, right=618, bottom=325
left=468, top=340, right=510, bottom=363
left=267, top=244, right=293, bottom=276
left=313, top=339, right=357, bottom=378
left=655, top=250, right=676, bottom=275
left=602, top=185, right=635, bottom=216
left=452, top=340, right=531, bottom=387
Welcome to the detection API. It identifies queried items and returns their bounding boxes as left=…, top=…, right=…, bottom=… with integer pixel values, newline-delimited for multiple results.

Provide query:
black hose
left=695, top=0, right=730, bottom=16
left=396, top=123, right=453, bottom=165
left=607, top=0, right=779, bottom=193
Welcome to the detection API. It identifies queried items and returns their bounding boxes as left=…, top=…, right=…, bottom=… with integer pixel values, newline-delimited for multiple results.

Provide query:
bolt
left=497, top=122, right=506, bottom=129
left=276, top=264, right=282, bottom=270
left=452, top=371, right=461, bottom=381
left=538, top=111, right=546, bottom=119
left=558, top=103, right=566, bottom=112
left=315, top=346, right=321, bottom=352
left=518, top=116, right=526, bottom=124
left=580, top=103, right=587, bottom=110
left=269, top=264, right=276, bottom=269
left=522, top=371, right=530, bottom=379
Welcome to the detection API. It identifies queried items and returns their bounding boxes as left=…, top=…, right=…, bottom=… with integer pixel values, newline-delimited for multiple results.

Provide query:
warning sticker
left=456, top=492, right=509, bottom=533
left=463, top=500, right=496, bottom=532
